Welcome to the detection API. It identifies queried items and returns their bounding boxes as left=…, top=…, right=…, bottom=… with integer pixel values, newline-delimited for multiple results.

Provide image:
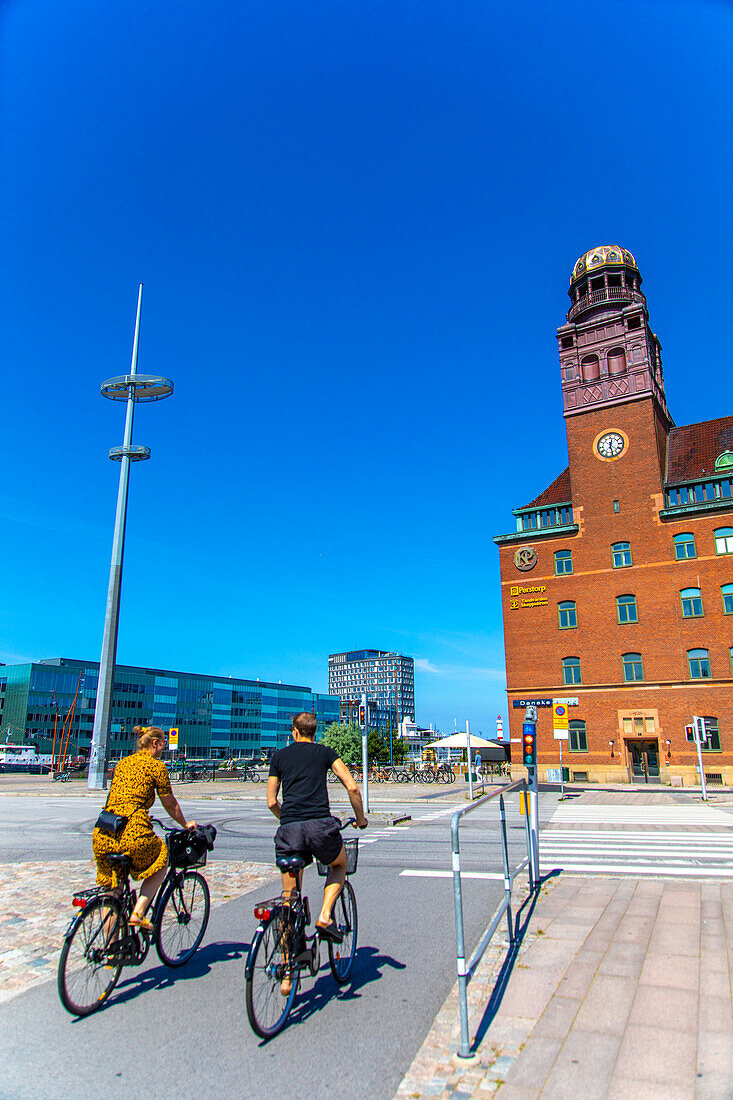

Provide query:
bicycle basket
left=168, top=830, right=207, bottom=868
left=316, top=837, right=358, bottom=877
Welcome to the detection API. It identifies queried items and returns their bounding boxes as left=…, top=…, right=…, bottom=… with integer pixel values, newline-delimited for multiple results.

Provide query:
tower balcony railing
left=568, top=286, right=645, bottom=321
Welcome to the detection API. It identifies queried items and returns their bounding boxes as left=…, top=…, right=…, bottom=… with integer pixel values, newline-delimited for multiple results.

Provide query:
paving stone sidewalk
left=396, top=874, right=733, bottom=1099
left=0, top=858, right=277, bottom=1004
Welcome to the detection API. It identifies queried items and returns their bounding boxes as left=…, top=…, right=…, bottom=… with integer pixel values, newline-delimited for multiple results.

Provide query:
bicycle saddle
left=105, top=853, right=133, bottom=869
left=276, top=856, right=306, bottom=873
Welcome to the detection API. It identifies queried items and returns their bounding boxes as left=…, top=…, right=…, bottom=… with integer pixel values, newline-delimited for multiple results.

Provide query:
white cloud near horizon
left=414, top=657, right=505, bottom=683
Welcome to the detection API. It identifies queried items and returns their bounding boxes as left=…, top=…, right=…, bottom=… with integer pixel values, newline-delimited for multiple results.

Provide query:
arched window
left=723, top=585, right=733, bottom=614
left=622, top=652, right=644, bottom=682
left=715, top=451, right=733, bottom=471
left=715, top=528, right=733, bottom=555
left=558, top=601, right=577, bottom=629
left=674, top=533, right=696, bottom=560
left=617, top=594, right=638, bottom=624
left=607, top=347, right=627, bottom=375
left=568, top=720, right=587, bottom=753
left=581, top=354, right=600, bottom=382
left=562, top=657, right=582, bottom=685
left=554, top=549, right=573, bottom=575
left=680, top=587, right=704, bottom=618
left=688, top=649, right=711, bottom=679
left=612, top=541, right=632, bottom=568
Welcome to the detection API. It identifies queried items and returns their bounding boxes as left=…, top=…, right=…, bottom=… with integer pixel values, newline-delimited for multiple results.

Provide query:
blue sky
left=2, top=0, right=732, bottom=735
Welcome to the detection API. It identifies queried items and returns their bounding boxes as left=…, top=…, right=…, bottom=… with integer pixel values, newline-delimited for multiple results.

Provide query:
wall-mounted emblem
left=514, top=547, right=538, bottom=572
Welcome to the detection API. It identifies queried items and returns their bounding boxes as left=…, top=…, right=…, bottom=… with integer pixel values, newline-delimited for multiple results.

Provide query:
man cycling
left=267, top=712, right=367, bottom=956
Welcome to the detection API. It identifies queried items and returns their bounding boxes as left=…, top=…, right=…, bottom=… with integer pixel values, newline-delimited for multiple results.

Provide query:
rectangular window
left=558, top=602, right=577, bottom=629
left=701, top=717, right=721, bottom=753
left=555, top=550, right=573, bottom=575
left=634, top=717, right=644, bottom=734
left=644, top=717, right=655, bottom=733
left=612, top=543, right=632, bottom=568
left=617, top=595, right=638, bottom=624
left=568, top=722, right=587, bottom=752
left=623, top=717, right=633, bottom=734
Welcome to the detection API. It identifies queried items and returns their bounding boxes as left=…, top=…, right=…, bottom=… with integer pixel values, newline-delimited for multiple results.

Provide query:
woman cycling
left=93, top=725, right=195, bottom=930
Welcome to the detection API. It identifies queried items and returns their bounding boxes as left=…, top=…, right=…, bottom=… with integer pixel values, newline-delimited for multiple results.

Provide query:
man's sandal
left=315, top=920, right=343, bottom=944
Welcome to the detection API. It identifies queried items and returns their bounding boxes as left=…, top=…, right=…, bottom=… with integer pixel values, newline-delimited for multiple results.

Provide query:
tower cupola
left=557, top=246, right=671, bottom=425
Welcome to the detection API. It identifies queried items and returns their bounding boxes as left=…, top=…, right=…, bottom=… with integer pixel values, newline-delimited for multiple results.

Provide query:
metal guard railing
left=452, top=778, right=536, bottom=1059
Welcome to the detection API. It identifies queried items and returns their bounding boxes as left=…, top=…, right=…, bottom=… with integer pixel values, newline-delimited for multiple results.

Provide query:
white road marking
left=399, top=869, right=504, bottom=880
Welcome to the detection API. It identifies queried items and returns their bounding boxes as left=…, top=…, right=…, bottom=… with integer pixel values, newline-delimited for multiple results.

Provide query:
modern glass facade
left=0, top=657, right=340, bottom=759
left=328, top=649, right=415, bottom=732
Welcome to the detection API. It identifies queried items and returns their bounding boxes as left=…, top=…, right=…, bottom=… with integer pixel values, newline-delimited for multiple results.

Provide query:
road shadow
left=92, top=940, right=250, bottom=1013
left=255, top=945, right=406, bottom=1042
left=471, top=869, right=562, bottom=1052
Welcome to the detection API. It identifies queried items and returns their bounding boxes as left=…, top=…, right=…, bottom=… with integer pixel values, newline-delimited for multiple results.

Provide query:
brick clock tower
left=495, top=246, right=733, bottom=786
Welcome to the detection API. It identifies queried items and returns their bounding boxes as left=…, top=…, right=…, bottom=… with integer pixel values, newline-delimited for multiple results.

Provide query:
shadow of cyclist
left=279, top=945, right=406, bottom=1031
left=106, top=940, right=250, bottom=1010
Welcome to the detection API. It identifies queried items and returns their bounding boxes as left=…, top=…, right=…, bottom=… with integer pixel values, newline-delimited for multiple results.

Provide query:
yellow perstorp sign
left=169, top=727, right=179, bottom=749
left=552, top=702, right=569, bottom=729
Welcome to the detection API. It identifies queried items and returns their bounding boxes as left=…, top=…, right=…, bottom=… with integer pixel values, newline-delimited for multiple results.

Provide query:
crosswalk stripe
left=551, top=806, right=733, bottom=825
left=539, top=862, right=733, bottom=878
left=545, top=830, right=733, bottom=840
left=400, top=869, right=504, bottom=880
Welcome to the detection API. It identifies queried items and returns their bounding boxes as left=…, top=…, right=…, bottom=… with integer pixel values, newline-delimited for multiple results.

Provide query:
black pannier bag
left=169, top=823, right=217, bottom=868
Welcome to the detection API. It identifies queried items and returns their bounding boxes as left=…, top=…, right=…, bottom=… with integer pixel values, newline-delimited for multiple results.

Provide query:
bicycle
left=52, top=770, right=71, bottom=782
left=57, top=818, right=214, bottom=1017
left=240, top=765, right=261, bottom=783
left=245, top=821, right=359, bottom=1039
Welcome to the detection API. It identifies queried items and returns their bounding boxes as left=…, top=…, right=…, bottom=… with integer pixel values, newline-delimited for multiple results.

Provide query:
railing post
left=451, top=812, right=472, bottom=1060
left=499, top=794, right=514, bottom=944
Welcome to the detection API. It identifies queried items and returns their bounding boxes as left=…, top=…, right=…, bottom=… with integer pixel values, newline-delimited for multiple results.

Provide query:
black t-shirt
left=269, top=741, right=339, bottom=826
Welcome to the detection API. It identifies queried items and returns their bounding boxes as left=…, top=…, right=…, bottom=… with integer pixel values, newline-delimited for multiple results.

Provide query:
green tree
left=318, top=722, right=362, bottom=766
left=367, top=731, right=386, bottom=762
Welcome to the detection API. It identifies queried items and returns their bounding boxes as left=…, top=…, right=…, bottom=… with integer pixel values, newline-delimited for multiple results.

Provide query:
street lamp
left=87, top=285, right=173, bottom=790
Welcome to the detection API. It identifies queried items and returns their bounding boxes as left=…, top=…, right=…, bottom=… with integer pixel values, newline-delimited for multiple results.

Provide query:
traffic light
left=359, top=705, right=365, bottom=726
left=685, top=725, right=695, bottom=742
left=522, top=722, right=537, bottom=767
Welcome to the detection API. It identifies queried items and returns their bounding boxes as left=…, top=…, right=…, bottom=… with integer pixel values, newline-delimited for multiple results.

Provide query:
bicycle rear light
left=72, top=897, right=88, bottom=908
left=254, top=906, right=271, bottom=921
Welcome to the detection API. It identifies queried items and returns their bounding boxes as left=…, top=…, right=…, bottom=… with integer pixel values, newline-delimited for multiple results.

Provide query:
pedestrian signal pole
left=691, top=715, right=708, bottom=802
left=523, top=706, right=540, bottom=883
left=360, top=692, right=370, bottom=812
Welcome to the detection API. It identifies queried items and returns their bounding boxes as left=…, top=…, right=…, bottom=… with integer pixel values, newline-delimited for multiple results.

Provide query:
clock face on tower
left=595, top=431, right=627, bottom=460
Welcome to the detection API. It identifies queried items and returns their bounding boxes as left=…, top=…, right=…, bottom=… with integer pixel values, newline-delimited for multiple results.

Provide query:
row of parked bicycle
left=167, top=762, right=459, bottom=784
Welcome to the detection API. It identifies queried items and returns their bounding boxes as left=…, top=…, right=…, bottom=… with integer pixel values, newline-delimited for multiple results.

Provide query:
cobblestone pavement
left=395, top=874, right=733, bottom=1099
left=0, top=858, right=277, bottom=1005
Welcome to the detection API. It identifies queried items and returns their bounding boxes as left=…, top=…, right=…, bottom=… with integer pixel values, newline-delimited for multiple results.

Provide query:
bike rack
left=451, top=778, right=536, bottom=1059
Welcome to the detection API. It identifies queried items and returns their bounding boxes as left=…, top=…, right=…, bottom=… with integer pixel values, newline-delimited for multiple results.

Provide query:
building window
left=680, top=587, right=704, bottom=618
left=613, top=499, right=620, bottom=513
left=568, top=720, right=587, bottom=752
left=555, top=550, right=573, bottom=575
left=688, top=648, right=711, bottom=679
left=617, top=594, right=638, bottom=624
left=562, top=657, right=582, bottom=685
left=612, top=541, right=632, bottom=568
left=701, top=717, right=722, bottom=753
left=622, top=652, right=644, bottom=682
left=674, top=533, right=696, bottom=560
left=558, top=601, right=577, bottom=629
left=723, top=585, right=733, bottom=614
left=715, top=528, right=733, bottom=555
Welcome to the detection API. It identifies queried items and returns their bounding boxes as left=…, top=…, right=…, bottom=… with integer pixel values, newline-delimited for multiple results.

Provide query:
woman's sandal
left=128, top=915, right=154, bottom=933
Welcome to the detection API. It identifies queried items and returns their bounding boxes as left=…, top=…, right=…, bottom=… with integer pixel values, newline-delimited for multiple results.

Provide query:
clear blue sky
left=2, top=0, right=732, bottom=735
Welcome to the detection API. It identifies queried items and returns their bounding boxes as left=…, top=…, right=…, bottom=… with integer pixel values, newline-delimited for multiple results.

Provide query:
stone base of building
left=511, top=765, right=733, bottom=788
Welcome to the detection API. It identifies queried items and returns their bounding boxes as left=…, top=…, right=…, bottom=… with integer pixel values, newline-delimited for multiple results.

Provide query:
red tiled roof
left=522, top=467, right=572, bottom=509
left=666, top=416, right=733, bottom=484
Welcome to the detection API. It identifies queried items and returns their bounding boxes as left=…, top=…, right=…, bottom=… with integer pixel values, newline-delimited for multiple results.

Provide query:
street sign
left=169, top=727, right=179, bottom=749
left=552, top=701, right=569, bottom=728
left=553, top=730, right=569, bottom=740
left=512, top=699, right=552, bottom=708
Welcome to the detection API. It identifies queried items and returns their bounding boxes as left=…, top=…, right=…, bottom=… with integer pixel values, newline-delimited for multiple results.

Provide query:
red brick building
left=494, top=246, right=733, bottom=786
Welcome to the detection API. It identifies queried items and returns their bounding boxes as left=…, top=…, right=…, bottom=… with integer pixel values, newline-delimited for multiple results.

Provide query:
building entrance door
left=628, top=740, right=661, bottom=784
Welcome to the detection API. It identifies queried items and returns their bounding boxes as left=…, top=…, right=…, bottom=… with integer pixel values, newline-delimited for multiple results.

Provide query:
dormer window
left=715, top=450, right=733, bottom=471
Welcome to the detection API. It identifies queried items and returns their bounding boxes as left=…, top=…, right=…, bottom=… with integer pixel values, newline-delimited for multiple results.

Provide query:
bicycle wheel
left=328, top=880, right=358, bottom=984
left=57, top=896, right=125, bottom=1016
left=245, top=913, right=298, bottom=1038
left=249, top=770, right=261, bottom=784
left=155, top=871, right=210, bottom=967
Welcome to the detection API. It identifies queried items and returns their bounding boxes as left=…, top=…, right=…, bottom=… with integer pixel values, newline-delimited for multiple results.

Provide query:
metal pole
left=466, top=719, right=473, bottom=801
left=523, top=780, right=535, bottom=890
left=451, top=813, right=472, bottom=1059
left=361, top=691, right=370, bottom=813
left=88, top=285, right=143, bottom=790
left=694, top=715, right=708, bottom=802
left=499, top=794, right=513, bottom=944
left=559, top=737, right=565, bottom=799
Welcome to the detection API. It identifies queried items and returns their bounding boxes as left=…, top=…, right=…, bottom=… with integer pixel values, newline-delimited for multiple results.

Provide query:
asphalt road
left=1, top=789, right=545, bottom=1100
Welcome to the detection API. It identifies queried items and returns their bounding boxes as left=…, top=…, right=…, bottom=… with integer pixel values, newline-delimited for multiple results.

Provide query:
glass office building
left=0, top=657, right=339, bottom=759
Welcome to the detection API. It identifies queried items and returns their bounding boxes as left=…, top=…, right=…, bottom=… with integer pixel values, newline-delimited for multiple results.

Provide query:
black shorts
left=274, top=816, right=344, bottom=868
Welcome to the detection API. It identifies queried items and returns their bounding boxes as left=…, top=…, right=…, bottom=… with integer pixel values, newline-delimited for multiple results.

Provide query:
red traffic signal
left=359, top=706, right=365, bottom=725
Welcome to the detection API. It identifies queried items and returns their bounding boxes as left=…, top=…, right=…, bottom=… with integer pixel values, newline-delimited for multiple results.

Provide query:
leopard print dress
left=93, top=751, right=173, bottom=887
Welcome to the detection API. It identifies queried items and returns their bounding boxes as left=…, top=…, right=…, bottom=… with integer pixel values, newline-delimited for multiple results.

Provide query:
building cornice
left=493, top=524, right=579, bottom=547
